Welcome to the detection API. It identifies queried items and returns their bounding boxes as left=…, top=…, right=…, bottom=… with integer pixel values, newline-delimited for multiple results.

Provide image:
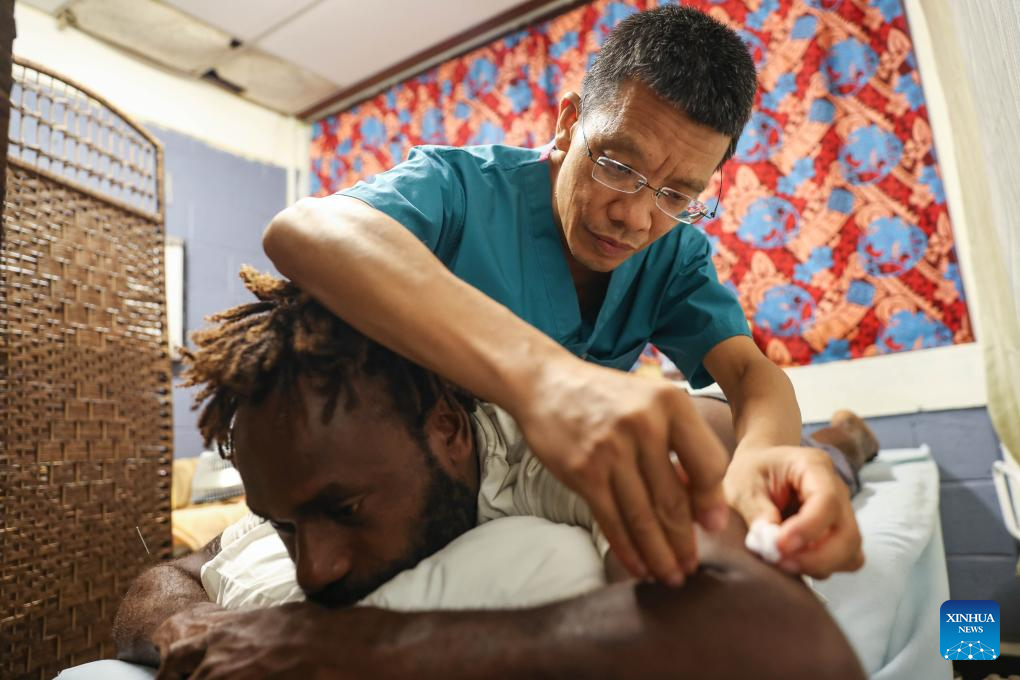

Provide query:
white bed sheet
left=813, top=446, right=953, bottom=680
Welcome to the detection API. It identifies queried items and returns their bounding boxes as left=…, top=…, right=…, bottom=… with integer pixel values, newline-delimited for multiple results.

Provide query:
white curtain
left=906, top=0, right=1020, bottom=460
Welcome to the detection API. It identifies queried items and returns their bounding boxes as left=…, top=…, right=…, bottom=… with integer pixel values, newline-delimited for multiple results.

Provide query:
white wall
left=12, top=2, right=310, bottom=202
left=780, top=344, right=984, bottom=423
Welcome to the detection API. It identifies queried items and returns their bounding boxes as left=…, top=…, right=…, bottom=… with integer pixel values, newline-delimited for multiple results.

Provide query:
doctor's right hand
left=511, top=356, right=731, bottom=586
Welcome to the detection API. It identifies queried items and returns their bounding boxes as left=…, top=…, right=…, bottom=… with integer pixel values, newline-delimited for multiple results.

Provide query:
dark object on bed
left=0, top=59, right=172, bottom=679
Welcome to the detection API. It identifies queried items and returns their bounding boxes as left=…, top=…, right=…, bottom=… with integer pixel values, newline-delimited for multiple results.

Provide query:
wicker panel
left=1, top=59, right=172, bottom=680
left=6, top=60, right=159, bottom=216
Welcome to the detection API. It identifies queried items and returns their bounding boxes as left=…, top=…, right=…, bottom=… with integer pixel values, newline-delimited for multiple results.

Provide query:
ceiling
left=20, top=0, right=567, bottom=119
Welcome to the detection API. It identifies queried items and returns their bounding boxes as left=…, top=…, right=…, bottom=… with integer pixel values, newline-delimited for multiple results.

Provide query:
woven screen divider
left=1, top=58, right=173, bottom=679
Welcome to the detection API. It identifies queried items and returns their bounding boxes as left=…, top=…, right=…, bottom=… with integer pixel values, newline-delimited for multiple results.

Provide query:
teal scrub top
left=338, top=144, right=750, bottom=388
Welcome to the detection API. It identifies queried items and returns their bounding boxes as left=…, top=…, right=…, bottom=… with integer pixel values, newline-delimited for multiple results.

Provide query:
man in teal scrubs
left=264, top=5, right=864, bottom=585
left=337, top=140, right=746, bottom=388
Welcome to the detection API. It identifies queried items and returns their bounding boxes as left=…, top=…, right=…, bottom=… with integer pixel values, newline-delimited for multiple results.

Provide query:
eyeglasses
left=578, top=107, right=722, bottom=225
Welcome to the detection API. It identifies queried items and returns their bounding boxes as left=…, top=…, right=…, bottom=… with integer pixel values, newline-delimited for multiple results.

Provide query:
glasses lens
left=656, top=189, right=689, bottom=214
left=593, top=157, right=644, bottom=192
left=658, top=190, right=703, bottom=223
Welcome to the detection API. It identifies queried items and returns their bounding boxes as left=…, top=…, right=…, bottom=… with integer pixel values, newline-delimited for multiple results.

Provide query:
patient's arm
left=157, top=512, right=864, bottom=679
left=113, top=534, right=222, bottom=666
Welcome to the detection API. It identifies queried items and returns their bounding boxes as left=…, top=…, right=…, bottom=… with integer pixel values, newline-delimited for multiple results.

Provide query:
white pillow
left=202, top=514, right=606, bottom=611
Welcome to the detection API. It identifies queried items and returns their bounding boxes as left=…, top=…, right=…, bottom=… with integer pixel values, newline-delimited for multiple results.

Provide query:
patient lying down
left=113, top=269, right=866, bottom=679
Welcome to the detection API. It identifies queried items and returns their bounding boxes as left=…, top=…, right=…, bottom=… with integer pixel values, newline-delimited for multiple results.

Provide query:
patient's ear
left=424, top=396, right=475, bottom=476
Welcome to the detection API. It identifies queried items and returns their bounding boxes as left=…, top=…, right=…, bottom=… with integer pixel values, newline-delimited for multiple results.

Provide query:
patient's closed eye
left=328, top=499, right=362, bottom=522
left=249, top=507, right=295, bottom=534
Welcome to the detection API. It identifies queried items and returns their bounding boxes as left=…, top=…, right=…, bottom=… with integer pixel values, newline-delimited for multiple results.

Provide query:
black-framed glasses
left=578, top=106, right=723, bottom=225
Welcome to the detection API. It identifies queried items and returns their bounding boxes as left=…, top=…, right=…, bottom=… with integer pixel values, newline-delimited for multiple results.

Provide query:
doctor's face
left=232, top=376, right=478, bottom=607
left=551, top=80, right=731, bottom=273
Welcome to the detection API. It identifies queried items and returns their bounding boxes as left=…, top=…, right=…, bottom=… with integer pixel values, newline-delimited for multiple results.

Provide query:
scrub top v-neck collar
left=526, top=155, right=647, bottom=359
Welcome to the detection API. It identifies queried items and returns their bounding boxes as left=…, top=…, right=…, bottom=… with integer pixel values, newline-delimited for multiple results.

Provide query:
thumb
left=732, top=485, right=782, bottom=529
left=693, top=486, right=731, bottom=533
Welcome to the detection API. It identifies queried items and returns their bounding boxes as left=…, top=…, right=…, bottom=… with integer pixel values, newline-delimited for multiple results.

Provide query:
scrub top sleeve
left=652, top=230, right=752, bottom=389
left=336, top=147, right=466, bottom=259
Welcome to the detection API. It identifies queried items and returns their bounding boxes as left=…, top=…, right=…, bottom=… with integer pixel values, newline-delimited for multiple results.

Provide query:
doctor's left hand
left=723, top=445, right=864, bottom=579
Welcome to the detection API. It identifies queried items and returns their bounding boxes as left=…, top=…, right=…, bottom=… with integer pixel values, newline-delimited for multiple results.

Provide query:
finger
left=191, top=660, right=243, bottom=680
left=152, top=608, right=216, bottom=653
left=587, top=489, right=648, bottom=579
left=603, top=549, right=633, bottom=583
left=843, top=546, right=866, bottom=572
left=668, top=451, right=690, bottom=485
left=153, top=621, right=200, bottom=665
left=191, top=660, right=215, bottom=680
left=639, top=442, right=697, bottom=574
left=611, top=465, right=685, bottom=585
left=189, top=645, right=248, bottom=680
left=666, top=392, right=729, bottom=531
left=730, top=475, right=783, bottom=528
left=152, top=628, right=172, bottom=660
left=780, top=517, right=863, bottom=578
left=775, top=467, right=845, bottom=553
left=191, top=656, right=235, bottom=680
left=154, top=662, right=177, bottom=680
left=822, top=505, right=865, bottom=573
left=156, top=636, right=208, bottom=680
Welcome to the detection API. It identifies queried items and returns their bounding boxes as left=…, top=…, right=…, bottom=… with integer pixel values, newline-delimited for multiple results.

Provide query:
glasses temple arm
left=705, top=170, right=724, bottom=219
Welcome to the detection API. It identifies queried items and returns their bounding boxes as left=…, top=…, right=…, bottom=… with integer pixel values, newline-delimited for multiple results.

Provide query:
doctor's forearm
left=263, top=196, right=571, bottom=413
left=729, top=361, right=803, bottom=455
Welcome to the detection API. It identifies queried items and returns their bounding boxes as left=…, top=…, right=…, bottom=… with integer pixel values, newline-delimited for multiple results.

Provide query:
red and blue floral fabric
left=309, top=0, right=972, bottom=368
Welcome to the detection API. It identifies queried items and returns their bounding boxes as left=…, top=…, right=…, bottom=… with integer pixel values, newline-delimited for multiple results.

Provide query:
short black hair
left=180, top=266, right=477, bottom=457
left=581, top=4, right=757, bottom=162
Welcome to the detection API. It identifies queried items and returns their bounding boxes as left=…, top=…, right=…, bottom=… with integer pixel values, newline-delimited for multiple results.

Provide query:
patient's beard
left=309, top=452, right=478, bottom=608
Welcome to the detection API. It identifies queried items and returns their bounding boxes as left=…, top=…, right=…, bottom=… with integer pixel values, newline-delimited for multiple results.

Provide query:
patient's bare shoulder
left=605, top=509, right=801, bottom=587
left=695, top=509, right=797, bottom=578
left=697, top=508, right=749, bottom=560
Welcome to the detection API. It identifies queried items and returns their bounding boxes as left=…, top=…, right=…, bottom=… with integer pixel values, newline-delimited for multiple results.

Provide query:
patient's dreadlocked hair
left=180, top=266, right=477, bottom=459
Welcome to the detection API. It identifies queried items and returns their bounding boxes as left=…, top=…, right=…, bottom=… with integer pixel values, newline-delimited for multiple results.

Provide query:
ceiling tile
left=67, top=0, right=234, bottom=75
left=163, top=0, right=321, bottom=43
left=216, top=48, right=338, bottom=115
left=255, top=0, right=527, bottom=88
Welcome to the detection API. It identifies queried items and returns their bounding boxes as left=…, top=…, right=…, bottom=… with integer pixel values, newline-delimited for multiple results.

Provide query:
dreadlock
left=180, top=265, right=477, bottom=459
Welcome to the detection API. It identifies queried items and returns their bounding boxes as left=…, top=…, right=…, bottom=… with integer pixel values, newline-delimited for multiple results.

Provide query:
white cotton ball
left=744, top=519, right=782, bottom=563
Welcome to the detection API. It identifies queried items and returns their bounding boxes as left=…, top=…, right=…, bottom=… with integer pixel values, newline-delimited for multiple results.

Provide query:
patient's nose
left=293, top=520, right=353, bottom=596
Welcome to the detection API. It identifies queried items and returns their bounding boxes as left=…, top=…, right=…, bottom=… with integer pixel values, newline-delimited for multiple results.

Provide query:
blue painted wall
left=811, top=408, right=1019, bottom=638
left=150, top=125, right=287, bottom=459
